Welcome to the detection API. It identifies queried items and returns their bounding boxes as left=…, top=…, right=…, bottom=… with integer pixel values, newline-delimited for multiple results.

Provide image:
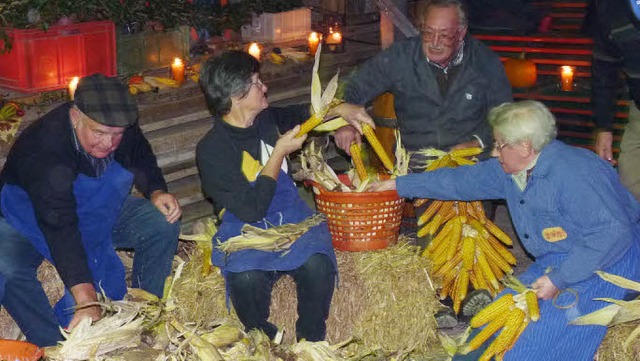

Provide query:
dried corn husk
left=217, top=214, right=325, bottom=253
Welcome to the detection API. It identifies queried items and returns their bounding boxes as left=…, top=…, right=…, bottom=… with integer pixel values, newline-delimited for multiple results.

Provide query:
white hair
left=488, top=100, right=557, bottom=152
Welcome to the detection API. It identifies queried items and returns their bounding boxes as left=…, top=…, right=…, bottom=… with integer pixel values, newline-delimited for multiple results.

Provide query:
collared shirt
left=425, top=40, right=465, bottom=74
left=511, top=153, right=541, bottom=191
left=70, top=120, right=113, bottom=177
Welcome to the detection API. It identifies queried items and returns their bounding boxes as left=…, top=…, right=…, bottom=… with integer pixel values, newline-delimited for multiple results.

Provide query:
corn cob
left=525, top=290, right=540, bottom=322
left=362, top=123, right=394, bottom=171
left=350, top=142, right=368, bottom=182
left=467, top=314, right=508, bottom=352
left=472, top=201, right=487, bottom=223
left=485, top=219, right=513, bottom=246
left=477, top=237, right=513, bottom=275
left=451, top=155, right=476, bottom=166
left=487, top=235, right=517, bottom=265
left=490, top=308, right=526, bottom=354
left=470, top=293, right=514, bottom=328
left=297, top=112, right=324, bottom=138
left=476, top=248, right=501, bottom=289
left=434, top=252, right=462, bottom=278
left=453, top=271, right=470, bottom=314
left=462, top=236, right=476, bottom=271
left=469, top=218, right=491, bottom=239
left=450, top=147, right=483, bottom=158
left=417, top=200, right=443, bottom=226
left=473, top=262, right=490, bottom=291
left=414, top=198, right=429, bottom=208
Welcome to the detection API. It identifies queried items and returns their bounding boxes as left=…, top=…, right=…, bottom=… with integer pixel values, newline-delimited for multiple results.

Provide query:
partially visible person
left=196, top=51, right=337, bottom=342
left=370, top=100, right=640, bottom=360
left=333, top=0, right=512, bottom=167
left=0, top=74, right=181, bottom=346
left=590, top=0, right=640, bottom=200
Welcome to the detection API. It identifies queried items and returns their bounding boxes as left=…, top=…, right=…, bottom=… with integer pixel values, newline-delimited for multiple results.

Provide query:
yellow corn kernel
left=362, top=123, right=394, bottom=171
left=473, top=262, right=489, bottom=290
left=349, top=142, right=367, bottom=182
left=467, top=314, right=508, bottom=351
left=462, top=236, right=476, bottom=271
left=470, top=293, right=515, bottom=328
left=417, top=200, right=442, bottom=226
left=490, top=308, right=526, bottom=354
left=485, top=219, right=513, bottom=246
left=525, top=290, right=540, bottom=322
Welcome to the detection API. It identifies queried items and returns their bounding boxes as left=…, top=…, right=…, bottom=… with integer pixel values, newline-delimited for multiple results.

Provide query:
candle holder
left=308, top=32, right=321, bottom=56
left=171, top=58, right=185, bottom=84
left=560, top=65, right=575, bottom=92
left=322, top=14, right=345, bottom=53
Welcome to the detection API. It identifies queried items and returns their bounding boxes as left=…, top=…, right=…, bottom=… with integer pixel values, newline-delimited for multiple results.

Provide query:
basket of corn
left=309, top=173, right=404, bottom=252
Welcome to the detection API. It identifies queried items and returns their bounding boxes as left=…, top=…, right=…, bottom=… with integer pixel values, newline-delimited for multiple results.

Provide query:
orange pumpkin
left=503, top=52, right=537, bottom=88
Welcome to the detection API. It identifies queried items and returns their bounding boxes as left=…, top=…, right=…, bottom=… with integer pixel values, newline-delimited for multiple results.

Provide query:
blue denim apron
left=212, top=170, right=336, bottom=276
left=0, top=161, right=133, bottom=327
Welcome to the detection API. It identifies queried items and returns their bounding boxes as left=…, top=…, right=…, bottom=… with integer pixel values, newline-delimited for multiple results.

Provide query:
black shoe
left=461, top=289, right=493, bottom=319
left=435, top=308, right=458, bottom=329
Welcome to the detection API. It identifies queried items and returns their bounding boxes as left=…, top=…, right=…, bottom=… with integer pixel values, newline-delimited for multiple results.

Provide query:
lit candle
left=68, top=76, right=79, bottom=100
left=248, top=43, right=261, bottom=61
left=308, top=32, right=320, bottom=56
left=325, top=27, right=342, bottom=45
left=560, top=66, right=574, bottom=91
left=171, top=57, right=185, bottom=84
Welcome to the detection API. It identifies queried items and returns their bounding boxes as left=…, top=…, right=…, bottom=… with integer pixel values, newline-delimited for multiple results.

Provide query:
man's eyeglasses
left=421, top=27, right=460, bottom=45
left=239, top=78, right=265, bottom=99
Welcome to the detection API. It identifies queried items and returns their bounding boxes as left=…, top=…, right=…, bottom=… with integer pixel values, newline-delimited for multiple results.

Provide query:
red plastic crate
left=0, top=21, right=116, bottom=93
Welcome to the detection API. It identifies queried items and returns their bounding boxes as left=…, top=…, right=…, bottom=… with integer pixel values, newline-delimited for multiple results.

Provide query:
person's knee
left=228, top=270, right=268, bottom=291
left=300, top=254, right=335, bottom=277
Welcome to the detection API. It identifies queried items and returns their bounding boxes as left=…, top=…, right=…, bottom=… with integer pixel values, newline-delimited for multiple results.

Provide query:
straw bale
left=269, top=240, right=443, bottom=354
left=596, top=320, right=640, bottom=361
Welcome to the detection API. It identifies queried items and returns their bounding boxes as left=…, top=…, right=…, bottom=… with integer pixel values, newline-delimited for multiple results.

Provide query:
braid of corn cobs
left=416, top=148, right=517, bottom=313
left=464, top=285, right=541, bottom=360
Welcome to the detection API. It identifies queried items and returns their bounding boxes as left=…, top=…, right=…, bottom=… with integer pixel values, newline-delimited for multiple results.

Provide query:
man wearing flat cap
left=0, top=73, right=182, bottom=346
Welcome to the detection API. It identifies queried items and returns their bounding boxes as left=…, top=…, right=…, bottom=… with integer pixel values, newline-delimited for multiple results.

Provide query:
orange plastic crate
left=0, top=21, right=116, bottom=93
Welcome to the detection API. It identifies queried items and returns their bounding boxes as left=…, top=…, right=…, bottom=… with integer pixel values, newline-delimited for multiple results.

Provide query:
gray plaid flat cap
left=74, top=73, right=138, bottom=127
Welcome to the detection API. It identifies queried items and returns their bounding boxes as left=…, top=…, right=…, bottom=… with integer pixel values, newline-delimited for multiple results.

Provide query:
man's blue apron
left=212, top=169, right=336, bottom=276
left=0, top=161, right=132, bottom=327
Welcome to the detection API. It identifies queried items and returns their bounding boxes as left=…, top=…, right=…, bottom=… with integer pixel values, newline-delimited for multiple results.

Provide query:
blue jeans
left=0, top=195, right=179, bottom=346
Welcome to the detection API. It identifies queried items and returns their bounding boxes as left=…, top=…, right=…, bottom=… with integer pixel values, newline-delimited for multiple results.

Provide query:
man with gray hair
left=0, top=73, right=181, bottom=346
left=334, top=0, right=512, bottom=166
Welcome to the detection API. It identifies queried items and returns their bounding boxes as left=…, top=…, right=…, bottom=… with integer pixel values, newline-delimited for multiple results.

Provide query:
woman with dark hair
left=195, top=51, right=337, bottom=341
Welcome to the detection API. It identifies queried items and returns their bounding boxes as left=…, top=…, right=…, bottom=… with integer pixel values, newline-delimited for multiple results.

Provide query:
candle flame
left=173, top=57, right=183, bottom=66
left=248, top=43, right=261, bottom=60
left=561, top=66, right=573, bottom=75
left=309, top=32, right=319, bottom=41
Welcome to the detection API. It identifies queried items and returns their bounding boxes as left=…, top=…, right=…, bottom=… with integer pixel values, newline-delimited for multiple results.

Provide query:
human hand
left=151, top=191, right=182, bottom=224
left=331, top=103, right=375, bottom=134
left=450, top=139, right=482, bottom=152
left=68, top=283, right=102, bottom=330
left=367, top=179, right=397, bottom=192
left=532, top=275, right=559, bottom=300
left=595, top=131, right=616, bottom=165
left=275, top=125, right=307, bottom=156
left=333, top=126, right=361, bottom=154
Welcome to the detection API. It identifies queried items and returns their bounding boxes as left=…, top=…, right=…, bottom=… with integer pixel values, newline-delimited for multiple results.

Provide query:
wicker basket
left=311, top=177, right=405, bottom=251
left=0, top=340, right=43, bottom=361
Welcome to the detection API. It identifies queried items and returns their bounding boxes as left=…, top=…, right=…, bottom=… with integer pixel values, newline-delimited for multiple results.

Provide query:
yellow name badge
left=542, top=227, right=568, bottom=242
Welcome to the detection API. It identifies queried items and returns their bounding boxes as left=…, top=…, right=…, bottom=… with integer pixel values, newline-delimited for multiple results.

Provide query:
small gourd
left=503, top=50, right=537, bottom=88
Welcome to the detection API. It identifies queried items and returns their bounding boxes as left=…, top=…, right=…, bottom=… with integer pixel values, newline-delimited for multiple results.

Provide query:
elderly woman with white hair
left=370, top=100, right=640, bottom=360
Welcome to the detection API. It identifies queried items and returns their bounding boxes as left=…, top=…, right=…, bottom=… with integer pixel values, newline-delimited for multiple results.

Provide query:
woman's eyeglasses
left=493, top=142, right=511, bottom=152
